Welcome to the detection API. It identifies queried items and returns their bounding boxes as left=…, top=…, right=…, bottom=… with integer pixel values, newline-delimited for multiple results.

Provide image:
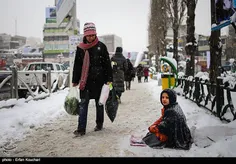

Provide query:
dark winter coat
left=111, top=52, right=128, bottom=92
left=143, top=89, right=193, bottom=150
left=72, top=41, right=113, bottom=100
left=143, top=67, right=149, bottom=77
left=136, top=64, right=143, bottom=77
left=158, top=102, right=193, bottom=150
left=124, top=59, right=134, bottom=82
left=158, top=89, right=193, bottom=150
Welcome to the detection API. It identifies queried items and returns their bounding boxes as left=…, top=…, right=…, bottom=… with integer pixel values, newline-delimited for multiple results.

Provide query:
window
left=29, top=64, right=35, bottom=70
left=35, top=64, right=41, bottom=70
left=48, top=64, right=54, bottom=70
left=221, top=39, right=226, bottom=44
left=60, top=65, right=66, bottom=71
left=56, top=64, right=60, bottom=70
left=41, top=64, right=47, bottom=70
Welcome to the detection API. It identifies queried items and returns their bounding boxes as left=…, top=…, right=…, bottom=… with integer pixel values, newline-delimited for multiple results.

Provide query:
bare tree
left=148, top=0, right=168, bottom=71
left=148, top=0, right=159, bottom=62
left=166, top=0, right=186, bottom=67
left=184, top=0, right=198, bottom=77
left=209, top=0, right=222, bottom=89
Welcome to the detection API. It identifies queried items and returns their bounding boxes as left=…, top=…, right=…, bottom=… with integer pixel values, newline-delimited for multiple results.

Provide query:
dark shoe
left=94, top=125, right=103, bottom=131
left=73, top=128, right=86, bottom=136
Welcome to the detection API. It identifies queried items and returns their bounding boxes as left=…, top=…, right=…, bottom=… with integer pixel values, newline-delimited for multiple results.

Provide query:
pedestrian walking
left=111, top=47, right=128, bottom=103
left=72, top=22, right=113, bottom=136
left=124, top=58, right=134, bottom=90
left=136, top=64, right=143, bottom=83
left=143, top=67, right=149, bottom=82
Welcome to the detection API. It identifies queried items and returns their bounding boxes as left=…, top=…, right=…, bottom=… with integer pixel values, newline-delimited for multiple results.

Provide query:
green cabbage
left=64, top=96, right=79, bottom=115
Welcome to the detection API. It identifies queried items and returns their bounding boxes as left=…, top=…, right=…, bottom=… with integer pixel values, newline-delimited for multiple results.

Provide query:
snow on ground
left=0, top=78, right=236, bottom=157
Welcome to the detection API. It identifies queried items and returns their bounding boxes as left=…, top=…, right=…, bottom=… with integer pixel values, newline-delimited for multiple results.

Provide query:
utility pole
left=69, top=0, right=78, bottom=88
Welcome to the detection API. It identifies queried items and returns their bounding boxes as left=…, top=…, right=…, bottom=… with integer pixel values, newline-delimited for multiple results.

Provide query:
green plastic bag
left=64, top=87, right=79, bottom=115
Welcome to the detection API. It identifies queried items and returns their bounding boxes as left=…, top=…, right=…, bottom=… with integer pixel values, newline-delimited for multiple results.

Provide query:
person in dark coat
left=136, top=64, right=143, bottom=83
left=143, top=67, right=149, bottom=82
left=72, top=22, right=113, bottom=136
left=131, top=67, right=136, bottom=81
left=110, top=47, right=128, bottom=103
left=142, top=89, right=193, bottom=150
left=124, top=58, right=134, bottom=90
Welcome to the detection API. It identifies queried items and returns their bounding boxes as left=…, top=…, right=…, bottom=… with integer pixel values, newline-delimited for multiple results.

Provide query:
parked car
left=62, top=61, right=70, bottom=69
left=18, top=62, right=69, bottom=98
left=0, top=71, right=11, bottom=100
left=222, top=65, right=232, bottom=72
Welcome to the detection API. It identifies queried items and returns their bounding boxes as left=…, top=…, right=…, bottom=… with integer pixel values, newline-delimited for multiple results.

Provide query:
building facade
left=0, top=33, right=26, bottom=49
left=98, top=34, right=122, bottom=53
left=42, top=6, right=80, bottom=63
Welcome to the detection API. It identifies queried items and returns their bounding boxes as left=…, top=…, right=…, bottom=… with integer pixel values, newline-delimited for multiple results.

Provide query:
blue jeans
left=77, top=98, right=104, bottom=130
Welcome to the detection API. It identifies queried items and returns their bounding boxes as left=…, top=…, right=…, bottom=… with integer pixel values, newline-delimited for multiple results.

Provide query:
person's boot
left=94, top=124, right=103, bottom=131
left=73, top=128, right=86, bottom=136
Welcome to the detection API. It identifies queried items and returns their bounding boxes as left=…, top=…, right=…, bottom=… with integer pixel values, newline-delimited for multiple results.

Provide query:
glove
left=148, top=125, right=159, bottom=133
left=159, top=134, right=168, bottom=142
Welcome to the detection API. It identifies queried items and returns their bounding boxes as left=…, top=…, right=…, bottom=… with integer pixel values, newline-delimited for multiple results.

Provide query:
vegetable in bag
left=64, top=87, right=79, bottom=115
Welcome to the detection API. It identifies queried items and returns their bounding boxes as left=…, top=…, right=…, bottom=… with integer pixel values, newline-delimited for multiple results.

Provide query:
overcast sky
left=0, top=0, right=214, bottom=52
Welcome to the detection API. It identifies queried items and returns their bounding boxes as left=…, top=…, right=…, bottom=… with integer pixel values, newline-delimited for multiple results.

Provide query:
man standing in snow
left=72, top=22, right=113, bottom=136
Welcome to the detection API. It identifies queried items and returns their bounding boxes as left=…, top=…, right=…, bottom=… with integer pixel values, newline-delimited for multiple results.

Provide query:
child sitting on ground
left=142, top=88, right=193, bottom=150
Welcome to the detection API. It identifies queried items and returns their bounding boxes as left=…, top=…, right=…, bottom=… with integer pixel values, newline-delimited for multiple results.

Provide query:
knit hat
left=115, top=47, right=123, bottom=53
left=83, top=22, right=97, bottom=36
left=160, top=89, right=177, bottom=107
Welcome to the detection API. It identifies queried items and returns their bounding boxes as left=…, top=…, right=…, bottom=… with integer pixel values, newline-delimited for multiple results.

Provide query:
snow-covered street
left=1, top=78, right=236, bottom=157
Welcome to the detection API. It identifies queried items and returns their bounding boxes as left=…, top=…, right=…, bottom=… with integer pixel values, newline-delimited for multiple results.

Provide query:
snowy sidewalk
left=0, top=78, right=236, bottom=157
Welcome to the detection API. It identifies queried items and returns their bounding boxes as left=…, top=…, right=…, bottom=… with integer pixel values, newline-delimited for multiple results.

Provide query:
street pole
left=69, top=0, right=77, bottom=88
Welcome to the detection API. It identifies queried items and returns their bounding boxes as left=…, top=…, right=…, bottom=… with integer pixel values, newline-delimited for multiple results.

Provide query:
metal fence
left=0, top=67, right=69, bottom=102
left=176, top=76, right=236, bottom=122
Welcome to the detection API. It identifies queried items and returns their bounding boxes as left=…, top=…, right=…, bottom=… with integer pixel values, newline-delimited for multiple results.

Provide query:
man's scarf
left=78, top=37, right=99, bottom=90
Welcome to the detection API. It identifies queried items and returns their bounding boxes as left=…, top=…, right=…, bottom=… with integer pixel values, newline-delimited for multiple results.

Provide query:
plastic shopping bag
left=99, top=84, right=110, bottom=105
left=64, top=87, right=80, bottom=115
left=105, top=87, right=119, bottom=122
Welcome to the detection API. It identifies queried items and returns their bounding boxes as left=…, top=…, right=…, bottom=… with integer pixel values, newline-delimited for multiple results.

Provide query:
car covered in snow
left=18, top=62, right=69, bottom=98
